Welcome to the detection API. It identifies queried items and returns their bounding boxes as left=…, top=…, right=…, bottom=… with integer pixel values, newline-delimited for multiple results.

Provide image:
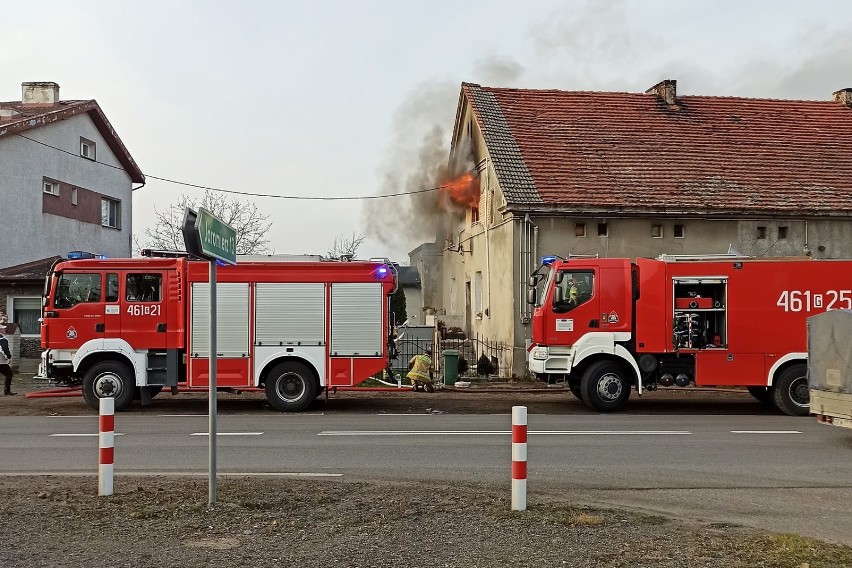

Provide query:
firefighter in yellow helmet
left=407, top=348, right=434, bottom=392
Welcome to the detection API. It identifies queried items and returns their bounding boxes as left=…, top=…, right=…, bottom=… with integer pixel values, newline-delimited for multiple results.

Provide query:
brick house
left=429, top=79, right=852, bottom=377
left=0, top=256, right=61, bottom=358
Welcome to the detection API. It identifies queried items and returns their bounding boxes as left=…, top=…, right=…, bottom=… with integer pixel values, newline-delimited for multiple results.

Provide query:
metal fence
left=389, top=328, right=512, bottom=380
left=440, top=333, right=512, bottom=378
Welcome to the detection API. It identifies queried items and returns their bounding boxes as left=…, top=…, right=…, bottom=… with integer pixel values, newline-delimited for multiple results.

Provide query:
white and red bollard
left=511, top=405, right=527, bottom=511
left=99, top=397, right=114, bottom=496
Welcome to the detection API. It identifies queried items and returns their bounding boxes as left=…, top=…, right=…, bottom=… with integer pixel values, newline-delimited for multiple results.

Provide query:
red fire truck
left=527, top=254, right=852, bottom=416
left=37, top=252, right=398, bottom=412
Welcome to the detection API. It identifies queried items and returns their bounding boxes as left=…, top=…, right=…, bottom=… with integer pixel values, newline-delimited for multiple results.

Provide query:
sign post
left=182, top=207, right=236, bottom=505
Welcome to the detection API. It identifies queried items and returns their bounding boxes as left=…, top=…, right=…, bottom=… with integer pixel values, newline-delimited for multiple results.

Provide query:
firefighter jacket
left=406, top=353, right=432, bottom=382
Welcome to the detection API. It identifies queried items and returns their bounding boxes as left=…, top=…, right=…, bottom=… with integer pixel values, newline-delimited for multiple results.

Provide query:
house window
left=101, top=198, right=120, bottom=228
left=674, top=224, right=684, bottom=238
left=80, top=137, right=96, bottom=160
left=471, top=207, right=479, bottom=224
left=597, top=223, right=608, bottom=237
left=43, top=179, right=59, bottom=196
left=651, top=224, right=663, bottom=238
left=71, top=187, right=78, bottom=205
left=757, top=226, right=767, bottom=239
left=778, top=226, right=788, bottom=239
left=8, top=297, right=41, bottom=336
left=575, top=223, right=586, bottom=237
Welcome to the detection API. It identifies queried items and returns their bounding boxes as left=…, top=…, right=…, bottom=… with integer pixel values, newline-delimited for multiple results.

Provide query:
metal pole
left=98, top=397, right=114, bottom=496
left=209, top=260, right=217, bottom=505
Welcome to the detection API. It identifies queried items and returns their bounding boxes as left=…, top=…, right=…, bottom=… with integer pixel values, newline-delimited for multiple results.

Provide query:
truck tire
left=82, top=360, right=135, bottom=412
left=772, top=364, right=809, bottom=416
left=746, top=386, right=773, bottom=404
left=580, top=361, right=631, bottom=412
left=265, top=361, right=318, bottom=412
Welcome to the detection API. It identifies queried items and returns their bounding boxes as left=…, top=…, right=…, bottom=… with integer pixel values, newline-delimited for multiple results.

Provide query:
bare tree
left=327, top=232, right=366, bottom=259
left=142, top=191, right=271, bottom=254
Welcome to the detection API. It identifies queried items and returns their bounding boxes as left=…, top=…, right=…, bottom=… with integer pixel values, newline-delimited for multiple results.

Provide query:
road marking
left=731, top=430, right=802, bottom=434
left=378, top=413, right=433, bottom=416
left=161, top=413, right=325, bottom=417
left=50, top=433, right=125, bottom=437
left=46, top=416, right=95, bottom=419
left=318, top=430, right=692, bottom=436
left=190, top=432, right=264, bottom=436
left=160, top=414, right=208, bottom=417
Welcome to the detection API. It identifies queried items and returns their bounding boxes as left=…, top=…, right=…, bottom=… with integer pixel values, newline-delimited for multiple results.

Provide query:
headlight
left=532, top=347, right=548, bottom=360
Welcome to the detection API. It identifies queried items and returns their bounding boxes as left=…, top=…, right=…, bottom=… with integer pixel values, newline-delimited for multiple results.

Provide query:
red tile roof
left=0, top=99, right=144, bottom=184
left=462, top=83, right=852, bottom=216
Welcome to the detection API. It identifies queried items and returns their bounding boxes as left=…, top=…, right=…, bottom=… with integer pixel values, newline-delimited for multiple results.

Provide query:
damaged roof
left=0, top=99, right=144, bottom=184
left=460, top=82, right=852, bottom=216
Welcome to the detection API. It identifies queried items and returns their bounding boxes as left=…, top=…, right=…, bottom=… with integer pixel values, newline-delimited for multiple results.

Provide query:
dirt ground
left=6, top=374, right=851, bottom=567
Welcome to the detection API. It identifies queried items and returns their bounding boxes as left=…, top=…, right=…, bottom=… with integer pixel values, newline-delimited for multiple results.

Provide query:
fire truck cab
left=37, top=253, right=398, bottom=412
left=528, top=254, right=852, bottom=416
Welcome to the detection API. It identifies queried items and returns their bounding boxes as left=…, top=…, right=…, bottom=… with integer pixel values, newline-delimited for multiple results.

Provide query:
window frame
left=651, top=224, right=663, bottom=238
left=80, top=137, right=96, bottom=161
left=101, top=197, right=120, bottom=229
left=778, top=226, right=788, bottom=239
left=673, top=224, right=685, bottom=238
left=43, top=178, right=59, bottom=196
left=757, top=226, right=767, bottom=240
left=575, top=223, right=586, bottom=237
left=597, top=223, right=608, bottom=237
left=6, top=296, right=42, bottom=337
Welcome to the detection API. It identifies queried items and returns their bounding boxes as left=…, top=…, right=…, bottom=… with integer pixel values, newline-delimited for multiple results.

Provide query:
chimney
left=21, top=82, right=60, bottom=105
left=645, top=79, right=677, bottom=105
left=833, top=88, right=852, bottom=108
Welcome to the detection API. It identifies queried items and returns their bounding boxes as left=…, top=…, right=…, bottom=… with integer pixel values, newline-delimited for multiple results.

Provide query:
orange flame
left=439, top=171, right=479, bottom=209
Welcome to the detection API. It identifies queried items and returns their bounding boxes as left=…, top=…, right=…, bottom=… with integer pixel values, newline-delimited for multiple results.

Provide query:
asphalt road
left=1, top=408, right=851, bottom=546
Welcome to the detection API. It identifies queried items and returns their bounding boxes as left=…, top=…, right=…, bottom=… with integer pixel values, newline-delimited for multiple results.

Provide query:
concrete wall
left=401, top=285, right=423, bottom=326
left=0, top=113, right=133, bottom=268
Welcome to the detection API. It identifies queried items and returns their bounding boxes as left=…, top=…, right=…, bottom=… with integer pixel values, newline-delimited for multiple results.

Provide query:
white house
left=0, top=81, right=144, bottom=268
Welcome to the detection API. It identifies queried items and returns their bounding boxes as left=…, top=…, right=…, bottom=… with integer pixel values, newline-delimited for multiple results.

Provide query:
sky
left=3, top=0, right=852, bottom=263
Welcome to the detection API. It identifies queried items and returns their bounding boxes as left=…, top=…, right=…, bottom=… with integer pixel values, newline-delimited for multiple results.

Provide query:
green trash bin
left=443, top=349, right=460, bottom=386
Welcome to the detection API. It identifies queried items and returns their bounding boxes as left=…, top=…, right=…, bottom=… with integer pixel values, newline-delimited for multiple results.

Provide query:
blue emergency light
left=67, top=251, right=107, bottom=260
left=541, top=255, right=557, bottom=266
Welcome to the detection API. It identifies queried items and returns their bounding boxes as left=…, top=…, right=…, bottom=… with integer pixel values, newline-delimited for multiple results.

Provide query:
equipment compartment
left=672, top=277, right=727, bottom=349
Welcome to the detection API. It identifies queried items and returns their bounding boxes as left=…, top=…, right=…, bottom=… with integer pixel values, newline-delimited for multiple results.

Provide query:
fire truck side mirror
left=555, top=271, right=564, bottom=285
left=528, top=276, right=537, bottom=287
left=554, top=287, right=564, bottom=304
left=527, top=288, right=537, bottom=305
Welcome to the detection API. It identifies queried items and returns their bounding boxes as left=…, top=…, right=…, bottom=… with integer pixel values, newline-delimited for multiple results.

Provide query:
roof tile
left=463, top=84, right=852, bottom=214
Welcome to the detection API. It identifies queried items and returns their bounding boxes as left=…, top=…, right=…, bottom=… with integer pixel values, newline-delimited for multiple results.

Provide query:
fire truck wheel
left=82, top=361, right=135, bottom=411
left=771, top=364, right=810, bottom=416
left=746, top=386, right=773, bottom=404
left=580, top=361, right=631, bottom=412
left=265, top=361, right=318, bottom=412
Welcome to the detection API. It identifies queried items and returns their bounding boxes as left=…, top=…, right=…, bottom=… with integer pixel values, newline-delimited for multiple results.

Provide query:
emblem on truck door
left=66, top=327, right=77, bottom=339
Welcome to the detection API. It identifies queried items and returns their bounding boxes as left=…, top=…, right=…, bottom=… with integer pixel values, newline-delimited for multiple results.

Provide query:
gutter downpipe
left=485, top=161, right=491, bottom=317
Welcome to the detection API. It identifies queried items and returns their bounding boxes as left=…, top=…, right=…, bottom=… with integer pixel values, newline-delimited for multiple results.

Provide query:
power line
left=15, top=133, right=441, bottom=200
